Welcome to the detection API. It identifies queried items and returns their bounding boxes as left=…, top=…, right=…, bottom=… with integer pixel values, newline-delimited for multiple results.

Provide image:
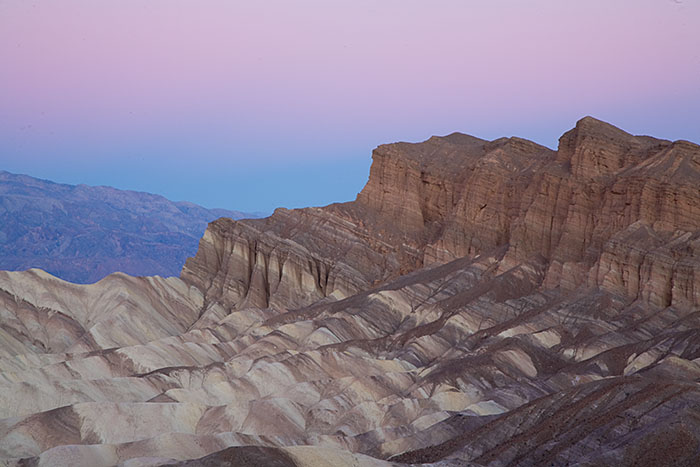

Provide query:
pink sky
left=1, top=1, right=699, bottom=211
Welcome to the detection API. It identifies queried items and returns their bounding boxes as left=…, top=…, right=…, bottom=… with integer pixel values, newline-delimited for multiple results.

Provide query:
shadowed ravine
left=1, top=117, right=699, bottom=466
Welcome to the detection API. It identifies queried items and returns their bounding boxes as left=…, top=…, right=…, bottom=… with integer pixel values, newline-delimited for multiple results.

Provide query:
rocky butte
left=0, top=117, right=698, bottom=466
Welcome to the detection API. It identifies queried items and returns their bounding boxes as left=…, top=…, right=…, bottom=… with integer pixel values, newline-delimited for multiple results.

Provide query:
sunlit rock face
left=1, top=118, right=699, bottom=467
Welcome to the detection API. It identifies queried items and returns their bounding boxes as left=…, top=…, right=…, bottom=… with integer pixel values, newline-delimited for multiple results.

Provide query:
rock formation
left=0, top=117, right=698, bottom=466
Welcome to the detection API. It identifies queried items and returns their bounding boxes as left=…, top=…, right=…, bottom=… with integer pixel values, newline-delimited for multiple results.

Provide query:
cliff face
left=509, top=119, right=699, bottom=307
left=2, top=118, right=700, bottom=467
left=357, top=134, right=555, bottom=263
left=180, top=210, right=379, bottom=311
left=184, top=116, right=700, bottom=311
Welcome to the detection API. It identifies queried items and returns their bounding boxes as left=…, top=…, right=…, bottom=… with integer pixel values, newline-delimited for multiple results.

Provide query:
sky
left=1, top=0, right=699, bottom=213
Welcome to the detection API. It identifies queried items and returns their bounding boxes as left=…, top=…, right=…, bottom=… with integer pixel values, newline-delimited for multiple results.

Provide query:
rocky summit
left=1, top=117, right=699, bottom=466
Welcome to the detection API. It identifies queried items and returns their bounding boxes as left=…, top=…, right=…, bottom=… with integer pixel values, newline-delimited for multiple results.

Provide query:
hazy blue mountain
left=0, top=170, right=259, bottom=283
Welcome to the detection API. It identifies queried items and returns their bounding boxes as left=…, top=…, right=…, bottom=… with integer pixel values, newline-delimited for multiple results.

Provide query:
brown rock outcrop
left=184, top=116, right=700, bottom=311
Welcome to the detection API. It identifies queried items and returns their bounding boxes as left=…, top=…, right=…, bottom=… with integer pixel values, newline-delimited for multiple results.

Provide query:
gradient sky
left=1, top=1, right=699, bottom=213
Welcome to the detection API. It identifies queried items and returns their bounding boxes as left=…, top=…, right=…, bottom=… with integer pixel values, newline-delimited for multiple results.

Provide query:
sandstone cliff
left=183, top=116, right=699, bottom=312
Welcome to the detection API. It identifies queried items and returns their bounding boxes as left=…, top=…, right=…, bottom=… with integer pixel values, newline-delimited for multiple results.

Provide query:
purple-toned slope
left=0, top=171, right=258, bottom=283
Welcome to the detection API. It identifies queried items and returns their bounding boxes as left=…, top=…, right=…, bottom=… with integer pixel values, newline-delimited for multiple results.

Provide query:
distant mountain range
left=0, top=170, right=259, bottom=283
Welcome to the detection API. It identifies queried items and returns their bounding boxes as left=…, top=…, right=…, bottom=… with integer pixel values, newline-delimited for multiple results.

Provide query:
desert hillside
left=0, top=171, right=256, bottom=283
left=1, top=117, right=699, bottom=466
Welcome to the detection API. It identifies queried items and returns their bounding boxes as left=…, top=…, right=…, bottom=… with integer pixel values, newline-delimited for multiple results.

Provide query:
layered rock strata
left=1, top=117, right=699, bottom=466
left=183, top=117, right=700, bottom=313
